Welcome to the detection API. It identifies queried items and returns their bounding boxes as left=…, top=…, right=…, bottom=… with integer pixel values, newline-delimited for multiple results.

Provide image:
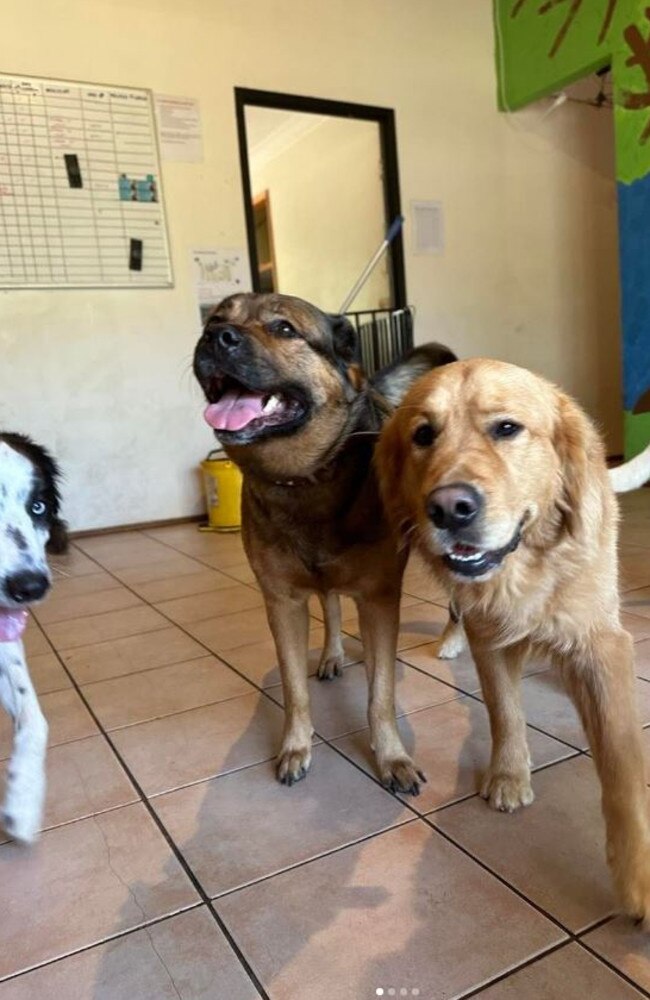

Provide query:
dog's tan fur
left=376, top=358, right=650, bottom=919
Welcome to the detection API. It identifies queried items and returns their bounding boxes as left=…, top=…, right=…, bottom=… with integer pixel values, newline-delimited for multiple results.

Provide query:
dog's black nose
left=5, top=571, right=49, bottom=604
left=427, top=484, right=482, bottom=531
left=212, top=324, right=243, bottom=353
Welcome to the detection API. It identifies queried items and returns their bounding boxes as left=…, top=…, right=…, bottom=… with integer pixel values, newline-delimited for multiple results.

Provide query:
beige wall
left=250, top=115, right=390, bottom=311
left=0, top=0, right=621, bottom=530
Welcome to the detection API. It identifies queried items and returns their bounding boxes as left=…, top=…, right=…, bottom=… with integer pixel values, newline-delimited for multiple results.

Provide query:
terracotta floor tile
left=75, top=534, right=174, bottom=570
left=222, top=561, right=259, bottom=585
left=60, top=625, right=208, bottom=685
left=43, top=606, right=169, bottom=651
left=155, top=584, right=264, bottom=625
left=267, top=660, right=459, bottom=739
left=309, top=591, right=420, bottom=623
left=334, top=697, right=575, bottom=814
left=0, top=688, right=98, bottom=760
left=50, top=570, right=122, bottom=599
left=342, top=600, right=450, bottom=651
left=130, top=567, right=238, bottom=603
left=623, top=586, right=650, bottom=621
left=217, top=822, right=564, bottom=1000
left=115, top=554, right=210, bottom=585
left=514, top=670, right=650, bottom=750
left=0, top=735, right=137, bottom=843
left=48, top=545, right=100, bottom=578
left=583, top=916, right=650, bottom=994
left=145, top=525, right=246, bottom=564
left=155, top=744, right=410, bottom=897
left=82, top=656, right=254, bottom=730
left=187, top=607, right=272, bottom=652
left=112, top=692, right=286, bottom=796
left=476, top=942, right=643, bottom=998
left=636, top=639, right=650, bottom=680
left=434, top=755, right=614, bottom=931
left=398, top=642, right=550, bottom=694
left=22, top=627, right=52, bottom=656
left=33, top=586, right=142, bottom=625
left=401, top=570, right=449, bottom=604
left=28, top=651, right=72, bottom=694
left=620, top=547, right=650, bottom=592
left=0, top=907, right=260, bottom=1000
left=222, top=627, right=364, bottom=687
left=622, top=611, right=650, bottom=642
left=0, top=802, right=198, bottom=978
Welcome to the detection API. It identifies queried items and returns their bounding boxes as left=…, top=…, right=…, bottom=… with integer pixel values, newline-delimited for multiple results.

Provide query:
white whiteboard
left=0, top=73, right=173, bottom=288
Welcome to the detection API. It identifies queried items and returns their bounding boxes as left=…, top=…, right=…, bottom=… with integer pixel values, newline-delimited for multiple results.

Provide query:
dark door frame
left=234, top=87, right=407, bottom=310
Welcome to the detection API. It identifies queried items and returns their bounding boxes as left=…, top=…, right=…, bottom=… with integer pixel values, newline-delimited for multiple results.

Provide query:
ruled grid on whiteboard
left=0, top=73, right=173, bottom=288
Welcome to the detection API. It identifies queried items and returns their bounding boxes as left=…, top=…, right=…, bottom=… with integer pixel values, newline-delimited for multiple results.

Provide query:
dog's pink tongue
left=0, top=609, right=28, bottom=643
left=204, top=390, right=265, bottom=432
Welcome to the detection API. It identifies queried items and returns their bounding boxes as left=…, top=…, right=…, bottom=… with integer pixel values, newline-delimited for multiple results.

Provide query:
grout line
left=29, top=561, right=272, bottom=1000
left=0, top=903, right=205, bottom=986
left=43, top=537, right=650, bottom=998
left=455, top=939, right=572, bottom=1000
left=577, top=937, right=650, bottom=999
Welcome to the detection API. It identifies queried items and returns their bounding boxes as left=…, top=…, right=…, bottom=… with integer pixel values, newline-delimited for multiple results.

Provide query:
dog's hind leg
left=560, top=630, right=650, bottom=922
left=0, top=642, right=48, bottom=843
left=472, top=639, right=533, bottom=813
left=437, top=601, right=468, bottom=659
left=317, top=592, right=345, bottom=681
left=357, top=591, right=426, bottom=795
left=264, top=592, right=314, bottom=786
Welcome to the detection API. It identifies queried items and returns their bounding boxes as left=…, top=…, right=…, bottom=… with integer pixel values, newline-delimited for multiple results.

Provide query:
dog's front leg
left=471, top=638, right=533, bottom=812
left=357, top=592, right=426, bottom=795
left=264, top=592, right=313, bottom=786
left=316, top=592, right=344, bottom=681
left=560, top=630, right=650, bottom=922
left=0, top=642, right=48, bottom=843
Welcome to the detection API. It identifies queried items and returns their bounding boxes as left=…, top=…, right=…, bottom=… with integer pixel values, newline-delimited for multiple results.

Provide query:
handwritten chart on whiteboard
left=0, top=73, right=172, bottom=288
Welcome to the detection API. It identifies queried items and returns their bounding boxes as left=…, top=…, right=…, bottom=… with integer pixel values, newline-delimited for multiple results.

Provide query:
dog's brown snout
left=211, top=324, right=243, bottom=353
left=427, top=483, right=482, bottom=531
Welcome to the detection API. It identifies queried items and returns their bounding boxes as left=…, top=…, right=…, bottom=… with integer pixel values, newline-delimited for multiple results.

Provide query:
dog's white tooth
left=263, top=394, right=281, bottom=414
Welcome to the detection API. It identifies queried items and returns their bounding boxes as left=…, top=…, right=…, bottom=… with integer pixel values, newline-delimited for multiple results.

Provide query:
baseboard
left=70, top=514, right=204, bottom=540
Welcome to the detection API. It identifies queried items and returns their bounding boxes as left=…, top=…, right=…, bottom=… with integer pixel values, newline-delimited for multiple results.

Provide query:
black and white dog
left=0, top=433, right=67, bottom=842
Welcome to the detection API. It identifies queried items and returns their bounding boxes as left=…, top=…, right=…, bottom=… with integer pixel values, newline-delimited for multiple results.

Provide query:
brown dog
left=376, top=358, right=650, bottom=919
left=194, top=293, right=455, bottom=793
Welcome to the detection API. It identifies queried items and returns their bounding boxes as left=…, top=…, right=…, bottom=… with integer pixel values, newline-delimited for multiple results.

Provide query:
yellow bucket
left=200, top=450, right=242, bottom=532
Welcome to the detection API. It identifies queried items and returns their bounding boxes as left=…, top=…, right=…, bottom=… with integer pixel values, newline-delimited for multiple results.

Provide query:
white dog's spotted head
left=0, top=434, right=67, bottom=642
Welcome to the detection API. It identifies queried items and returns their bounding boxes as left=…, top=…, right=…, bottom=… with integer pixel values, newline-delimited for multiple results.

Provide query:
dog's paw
left=437, top=624, right=467, bottom=660
left=480, top=769, right=534, bottom=813
left=611, top=848, right=650, bottom=924
left=2, top=782, right=44, bottom=844
left=276, top=746, right=312, bottom=787
left=379, top=757, right=427, bottom=797
left=317, top=652, right=344, bottom=681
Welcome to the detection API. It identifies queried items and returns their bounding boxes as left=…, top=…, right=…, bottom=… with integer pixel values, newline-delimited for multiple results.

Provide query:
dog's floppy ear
left=375, top=411, right=412, bottom=541
left=328, top=314, right=360, bottom=365
left=553, top=392, right=604, bottom=541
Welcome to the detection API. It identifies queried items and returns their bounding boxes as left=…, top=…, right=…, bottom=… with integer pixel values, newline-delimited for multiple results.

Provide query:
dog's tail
left=371, top=342, right=457, bottom=408
left=609, top=442, right=650, bottom=493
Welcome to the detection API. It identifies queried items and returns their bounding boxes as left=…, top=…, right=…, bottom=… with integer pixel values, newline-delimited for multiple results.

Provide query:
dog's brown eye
left=268, top=319, right=297, bottom=337
left=412, top=423, right=435, bottom=447
left=491, top=420, right=523, bottom=440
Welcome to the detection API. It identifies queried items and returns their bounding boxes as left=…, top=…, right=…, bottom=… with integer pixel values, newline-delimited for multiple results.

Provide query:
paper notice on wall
left=155, top=94, right=203, bottom=162
left=191, top=248, right=251, bottom=324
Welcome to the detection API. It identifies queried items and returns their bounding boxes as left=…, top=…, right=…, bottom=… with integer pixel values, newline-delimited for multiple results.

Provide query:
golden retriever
left=375, top=358, right=650, bottom=919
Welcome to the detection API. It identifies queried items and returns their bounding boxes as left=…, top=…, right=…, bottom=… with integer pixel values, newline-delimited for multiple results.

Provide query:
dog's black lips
left=443, top=519, right=524, bottom=578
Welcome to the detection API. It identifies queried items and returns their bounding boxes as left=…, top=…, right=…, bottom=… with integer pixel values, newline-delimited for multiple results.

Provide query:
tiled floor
left=1, top=491, right=650, bottom=998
